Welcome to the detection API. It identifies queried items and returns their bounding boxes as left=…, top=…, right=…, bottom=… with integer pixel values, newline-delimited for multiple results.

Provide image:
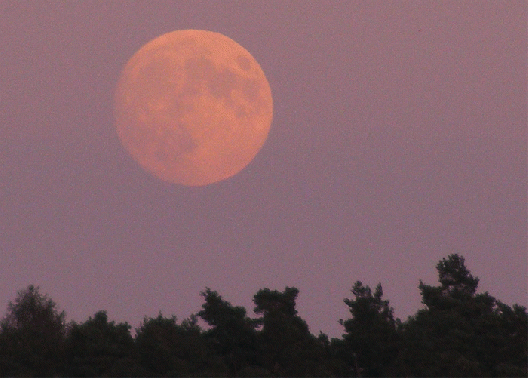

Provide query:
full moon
left=114, top=30, right=273, bottom=186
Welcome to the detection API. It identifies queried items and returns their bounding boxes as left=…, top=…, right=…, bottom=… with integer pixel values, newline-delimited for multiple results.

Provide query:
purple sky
left=1, top=1, right=526, bottom=338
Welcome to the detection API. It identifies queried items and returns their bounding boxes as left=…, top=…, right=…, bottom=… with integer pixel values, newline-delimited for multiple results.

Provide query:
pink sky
left=1, top=1, right=526, bottom=337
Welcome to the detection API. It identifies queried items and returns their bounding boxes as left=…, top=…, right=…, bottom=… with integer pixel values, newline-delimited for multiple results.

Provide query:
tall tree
left=419, top=253, right=479, bottom=310
left=394, top=254, right=527, bottom=377
left=253, top=287, right=329, bottom=376
left=0, top=285, right=66, bottom=376
left=198, top=288, right=261, bottom=376
left=341, top=281, right=399, bottom=377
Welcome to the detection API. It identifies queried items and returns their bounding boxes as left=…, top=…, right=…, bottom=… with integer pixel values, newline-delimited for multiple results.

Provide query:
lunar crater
left=236, top=55, right=252, bottom=71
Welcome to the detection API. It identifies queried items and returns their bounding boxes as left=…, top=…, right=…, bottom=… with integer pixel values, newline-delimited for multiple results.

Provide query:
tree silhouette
left=253, top=287, right=330, bottom=376
left=63, top=310, right=140, bottom=376
left=0, top=254, right=525, bottom=377
left=198, top=288, right=261, bottom=375
left=341, top=282, right=399, bottom=376
left=420, top=254, right=479, bottom=310
left=394, top=254, right=527, bottom=377
left=0, top=285, right=66, bottom=376
left=135, top=313, right=208, bottom=376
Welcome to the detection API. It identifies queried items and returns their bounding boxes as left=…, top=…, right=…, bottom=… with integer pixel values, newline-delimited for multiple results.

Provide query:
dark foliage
left=135, top=313, right=209, bottom=376
left=393, top=254, right=527, bottom=377
left=253, top=287, right=331, bottom=376
left=341, top=282, right=400, bottom=376
left=0, top=254, right=525, bottom=377
left=0, top=285, right=65, bottom=376
left=198, top=288, right=261, bottom=375
left=63, top=310, right=140, bottom=376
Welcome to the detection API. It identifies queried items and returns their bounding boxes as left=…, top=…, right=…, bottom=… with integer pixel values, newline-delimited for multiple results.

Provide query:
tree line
left=0, top=254, right=526, bottom=377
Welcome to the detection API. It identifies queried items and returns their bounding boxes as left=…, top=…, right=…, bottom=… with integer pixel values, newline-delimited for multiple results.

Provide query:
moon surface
left=114, top=30, right=273, bottom=186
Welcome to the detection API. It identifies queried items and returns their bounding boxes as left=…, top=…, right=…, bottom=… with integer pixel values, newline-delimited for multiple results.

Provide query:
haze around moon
left=114, top=30, right=273, bottom=186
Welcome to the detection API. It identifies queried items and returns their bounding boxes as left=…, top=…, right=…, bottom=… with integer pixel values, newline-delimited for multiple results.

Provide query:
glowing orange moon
left=114, top=30, right=273, bottom=186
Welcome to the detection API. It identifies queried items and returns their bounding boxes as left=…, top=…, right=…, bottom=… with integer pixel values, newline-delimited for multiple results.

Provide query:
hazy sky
left=1, top=1, right=526, bottom=338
